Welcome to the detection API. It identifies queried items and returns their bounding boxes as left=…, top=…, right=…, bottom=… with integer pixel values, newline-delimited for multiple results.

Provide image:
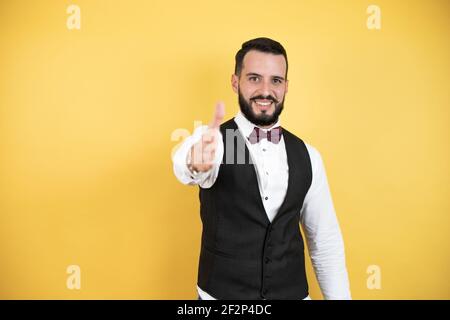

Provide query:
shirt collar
left=234, top=111, right=281, bottom=139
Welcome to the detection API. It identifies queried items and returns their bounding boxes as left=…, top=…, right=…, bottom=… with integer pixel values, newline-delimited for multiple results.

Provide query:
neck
left=258, top=123, right=276, bottom=129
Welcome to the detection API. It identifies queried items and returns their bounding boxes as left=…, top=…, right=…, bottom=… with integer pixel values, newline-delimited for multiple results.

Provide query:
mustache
left=250, top=95, right=278, bottom=104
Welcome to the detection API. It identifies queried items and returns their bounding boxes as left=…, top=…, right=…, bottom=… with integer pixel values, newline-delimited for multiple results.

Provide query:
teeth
left=255, top=101, right=271, bottom=106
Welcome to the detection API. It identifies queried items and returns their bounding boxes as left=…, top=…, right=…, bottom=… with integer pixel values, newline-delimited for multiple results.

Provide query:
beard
left=238, top=89, right=285, bottom=127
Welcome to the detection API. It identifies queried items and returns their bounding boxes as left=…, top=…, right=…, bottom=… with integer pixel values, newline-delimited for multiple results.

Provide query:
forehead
left=242, top=50, right=287, bottom=77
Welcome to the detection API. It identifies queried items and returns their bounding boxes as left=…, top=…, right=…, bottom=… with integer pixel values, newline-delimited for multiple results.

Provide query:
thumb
left=209, top=101, right=225, bottom=129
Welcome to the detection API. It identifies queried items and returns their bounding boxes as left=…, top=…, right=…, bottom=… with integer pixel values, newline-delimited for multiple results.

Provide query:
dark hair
left=234, top=37, right=288, bottom=78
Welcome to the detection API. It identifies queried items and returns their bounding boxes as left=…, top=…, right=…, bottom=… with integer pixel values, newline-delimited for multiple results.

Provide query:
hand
left=188, top=102, right=225, bottom=173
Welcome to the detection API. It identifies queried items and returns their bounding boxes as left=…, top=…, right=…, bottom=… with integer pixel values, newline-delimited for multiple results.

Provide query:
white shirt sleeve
left=172, top=125, right=223, bottom=189
left=300, top=143, right=352, bottom=300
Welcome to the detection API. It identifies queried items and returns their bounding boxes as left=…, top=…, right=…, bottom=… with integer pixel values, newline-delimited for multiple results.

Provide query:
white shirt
left=172, top=111, right=351, bottom=300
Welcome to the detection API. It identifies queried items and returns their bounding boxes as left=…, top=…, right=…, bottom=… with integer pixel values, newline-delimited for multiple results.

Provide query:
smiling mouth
left=252, top=99, right=274, bottom=111
left=255, top=101, right=272, bottom=106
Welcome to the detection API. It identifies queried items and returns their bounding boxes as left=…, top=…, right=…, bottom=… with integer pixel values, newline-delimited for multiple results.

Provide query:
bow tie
left=248, top=126, right=283, bottom=144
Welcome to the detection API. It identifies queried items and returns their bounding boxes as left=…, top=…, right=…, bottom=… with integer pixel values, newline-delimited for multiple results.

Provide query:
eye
left=249, top=76, right=259, bottom=82
left=272, top=78, right=282, bottom=84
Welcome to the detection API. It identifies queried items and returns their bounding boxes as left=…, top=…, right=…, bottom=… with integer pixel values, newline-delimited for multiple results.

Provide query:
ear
left=285, top=79, right=289, bottom=94
left=231, top=74, right=239, bottom=94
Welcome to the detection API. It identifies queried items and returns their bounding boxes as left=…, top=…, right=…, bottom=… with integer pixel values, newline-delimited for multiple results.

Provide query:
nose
left=259, top=79, right=274, bottom=98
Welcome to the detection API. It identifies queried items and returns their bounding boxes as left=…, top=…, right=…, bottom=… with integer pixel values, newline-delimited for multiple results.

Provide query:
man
left=173, top=37, right=351, bottom=300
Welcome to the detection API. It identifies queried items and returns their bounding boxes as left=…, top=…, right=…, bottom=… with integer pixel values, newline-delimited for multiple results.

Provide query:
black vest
left=197, top=119, right=313, bottom=299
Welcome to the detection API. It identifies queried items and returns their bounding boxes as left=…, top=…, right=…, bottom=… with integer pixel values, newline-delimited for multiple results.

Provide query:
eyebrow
left=245, top=72, right=286, bottom=81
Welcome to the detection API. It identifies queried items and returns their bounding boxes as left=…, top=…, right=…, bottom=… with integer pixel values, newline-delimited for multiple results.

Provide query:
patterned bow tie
left=248, top=126, right=283, bottom=144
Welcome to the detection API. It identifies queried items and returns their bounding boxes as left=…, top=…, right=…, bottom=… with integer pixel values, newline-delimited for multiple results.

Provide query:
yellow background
left=0, top=0, right=449, bottom=299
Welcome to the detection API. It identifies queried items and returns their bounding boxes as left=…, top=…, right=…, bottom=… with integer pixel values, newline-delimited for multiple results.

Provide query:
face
left=232, top=50, right=289, bottom=128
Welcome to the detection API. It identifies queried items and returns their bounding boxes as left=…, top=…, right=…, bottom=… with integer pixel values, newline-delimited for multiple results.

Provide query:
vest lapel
left=229, top=120, right=271, bottom=225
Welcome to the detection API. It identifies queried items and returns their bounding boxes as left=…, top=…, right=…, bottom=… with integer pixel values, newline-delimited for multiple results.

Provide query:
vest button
left=265, top=257, right=271, bottom=264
